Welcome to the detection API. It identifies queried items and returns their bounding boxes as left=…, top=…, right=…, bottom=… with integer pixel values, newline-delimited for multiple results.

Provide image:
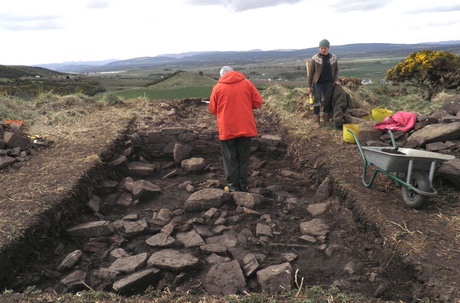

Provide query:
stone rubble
left=2, top=96, right=459, bottom=299
left=50, top=130, right=343, bottom=296
left=38, top=116, right=454, bottom=299
left=0, top=121, right=53, bottom=170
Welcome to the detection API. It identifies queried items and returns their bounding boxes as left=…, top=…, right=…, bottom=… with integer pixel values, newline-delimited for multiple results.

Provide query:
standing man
left=307, top=39, right=339, bottom=126
left=209, top=66, right=263, bottom=192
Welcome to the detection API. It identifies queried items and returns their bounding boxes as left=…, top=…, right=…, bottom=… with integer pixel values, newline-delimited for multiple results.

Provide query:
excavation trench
left=0, top=99, right=426, bottom=301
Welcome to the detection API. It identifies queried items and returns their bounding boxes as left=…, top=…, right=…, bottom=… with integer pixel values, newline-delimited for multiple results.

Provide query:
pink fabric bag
left=374, top=112, right=417, bottom=133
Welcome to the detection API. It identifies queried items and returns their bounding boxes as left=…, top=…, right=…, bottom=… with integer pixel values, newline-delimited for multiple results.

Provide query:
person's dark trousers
left=220, top=137, right=252, bottom=191
left=313, top=81, right=333, bottom=115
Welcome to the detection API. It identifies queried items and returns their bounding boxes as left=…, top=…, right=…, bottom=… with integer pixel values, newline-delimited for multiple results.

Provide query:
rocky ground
left=0, top=98, right=459, bottom=302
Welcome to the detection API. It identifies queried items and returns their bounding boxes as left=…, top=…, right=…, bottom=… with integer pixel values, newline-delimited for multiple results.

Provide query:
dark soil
left=0, top=98, right=459, bottom=302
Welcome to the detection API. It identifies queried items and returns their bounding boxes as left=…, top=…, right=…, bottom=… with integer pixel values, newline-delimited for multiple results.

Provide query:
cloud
left=0, top=14, right=63, bottom=31
left=86, top=0, right=112, bottom=9
left=185, top=0, right=303, bottom=12
left=331, top=0, right=388, bottom=12
left=407, top=4, right=460, bottom=13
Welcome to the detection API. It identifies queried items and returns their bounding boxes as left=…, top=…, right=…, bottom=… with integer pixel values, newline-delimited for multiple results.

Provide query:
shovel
left=305, top=60, right=314, bottom=110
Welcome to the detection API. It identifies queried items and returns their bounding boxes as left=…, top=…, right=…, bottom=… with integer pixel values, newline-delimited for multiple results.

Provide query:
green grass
left=0, top=95, right=36, bottom=122
left=113, top=86, right=213, bottom=100
left=1, top=284, right=375, bottom=303
left=339, top=57, right=403, bottom=83
left=104, top=71, right=216, bottom=99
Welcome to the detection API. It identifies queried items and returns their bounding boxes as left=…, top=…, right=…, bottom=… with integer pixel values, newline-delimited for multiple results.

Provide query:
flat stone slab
left=147, top=249, right=199, bottom=270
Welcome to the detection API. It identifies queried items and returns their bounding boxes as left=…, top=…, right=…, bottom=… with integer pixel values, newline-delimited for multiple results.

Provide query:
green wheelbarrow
left=348, top=129, right=455, bottom=209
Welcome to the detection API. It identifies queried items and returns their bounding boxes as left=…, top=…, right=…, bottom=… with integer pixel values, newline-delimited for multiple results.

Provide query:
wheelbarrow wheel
left=401, top=170, right=430, bottom=209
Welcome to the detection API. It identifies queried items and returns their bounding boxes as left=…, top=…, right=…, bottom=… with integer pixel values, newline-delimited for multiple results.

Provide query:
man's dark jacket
left=323, top=84, right=352, bottom=128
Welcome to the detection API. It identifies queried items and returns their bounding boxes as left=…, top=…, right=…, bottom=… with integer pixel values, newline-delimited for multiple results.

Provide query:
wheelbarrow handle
left=347, top=129, right=368, bottom=165
left=388, top=130, right=397, bottom=149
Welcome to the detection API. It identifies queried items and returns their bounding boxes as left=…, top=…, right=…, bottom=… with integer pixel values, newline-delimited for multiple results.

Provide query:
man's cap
left=319, top=39, right=330, bottom=48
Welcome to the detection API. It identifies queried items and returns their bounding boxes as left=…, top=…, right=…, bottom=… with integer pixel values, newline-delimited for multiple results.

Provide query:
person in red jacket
left=209, top=66, right=263, bottom=192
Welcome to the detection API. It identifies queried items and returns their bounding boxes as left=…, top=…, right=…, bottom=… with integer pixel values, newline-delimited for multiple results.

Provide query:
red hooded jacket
left=209, top=71, right=263, bottom=140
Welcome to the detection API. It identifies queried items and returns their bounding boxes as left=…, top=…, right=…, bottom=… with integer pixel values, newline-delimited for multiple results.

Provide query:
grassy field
left=82, top=54, right=404, bottom=101
left=339, top=57, right=402, bottom=83
left=0, top=49, right=439, bottom=114
left=113, top=86, right=214, bottom=100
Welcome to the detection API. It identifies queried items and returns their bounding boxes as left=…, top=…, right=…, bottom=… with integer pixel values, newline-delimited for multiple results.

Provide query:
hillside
left=0, top=65, right=105, bottom=98
left=0, top=65, right=65, bottom=79
left=34, top=42, right=460, bottom=74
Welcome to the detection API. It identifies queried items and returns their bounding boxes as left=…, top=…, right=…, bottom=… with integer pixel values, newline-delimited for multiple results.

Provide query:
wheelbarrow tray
left=362, top=146, right=455, bottom=173
left=348, top=128, right=456, bottom=208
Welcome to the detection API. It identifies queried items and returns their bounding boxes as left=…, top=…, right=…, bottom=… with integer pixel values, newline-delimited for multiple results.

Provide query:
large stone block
left=3, top=131, right=30, bottom=149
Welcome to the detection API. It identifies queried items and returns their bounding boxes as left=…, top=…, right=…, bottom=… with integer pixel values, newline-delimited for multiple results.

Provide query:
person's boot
left=323, top=113, right=331, bottom=126
left=313, top=115, right=320, bottom=127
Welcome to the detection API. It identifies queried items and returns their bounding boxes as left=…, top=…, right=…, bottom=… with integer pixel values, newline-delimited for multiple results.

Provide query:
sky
left=1, top=0, right=459, bottom=66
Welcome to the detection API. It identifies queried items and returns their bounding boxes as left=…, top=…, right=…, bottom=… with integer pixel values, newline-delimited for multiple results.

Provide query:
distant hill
left=0, top=65, right=66, bottom=79
left=0, top=65, right=103, bottom=97
left=32, top=42, right=460, bottom=74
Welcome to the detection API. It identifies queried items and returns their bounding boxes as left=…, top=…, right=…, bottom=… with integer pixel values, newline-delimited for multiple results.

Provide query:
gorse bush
left=386, top=50, right=460, bottom=100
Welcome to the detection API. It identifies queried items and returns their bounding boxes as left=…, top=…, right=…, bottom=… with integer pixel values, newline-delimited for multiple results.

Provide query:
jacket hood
left=219, top=71, right=246, bottom=84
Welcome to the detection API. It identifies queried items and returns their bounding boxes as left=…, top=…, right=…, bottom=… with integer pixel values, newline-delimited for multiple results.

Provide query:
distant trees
left=385, top=50, right=460, bottom=100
